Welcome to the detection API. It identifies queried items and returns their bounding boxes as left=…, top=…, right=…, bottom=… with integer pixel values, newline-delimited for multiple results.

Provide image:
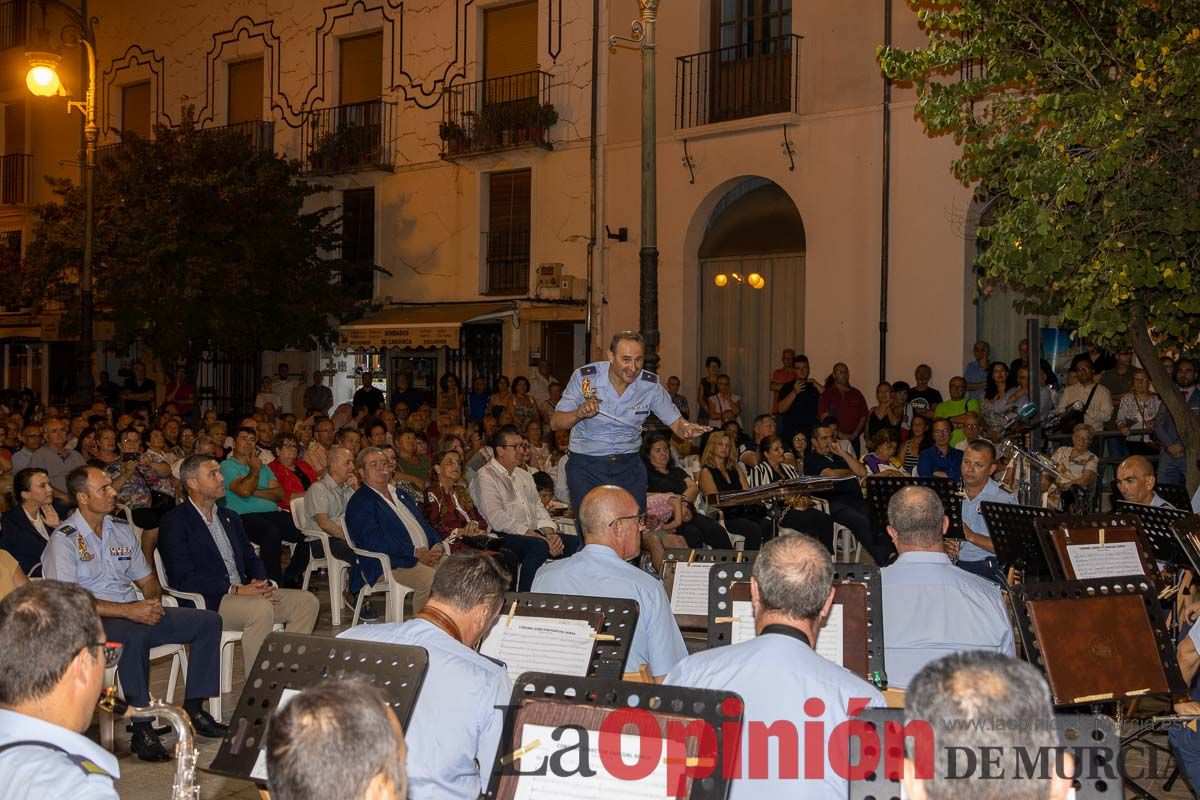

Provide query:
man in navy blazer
left=159, top=454, right=319, bottom=675
left=345, top=447, right=445, bottom=612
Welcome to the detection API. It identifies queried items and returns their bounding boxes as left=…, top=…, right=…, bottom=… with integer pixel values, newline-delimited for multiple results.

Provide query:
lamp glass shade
left=747, top=273, right=765, bottom=289
left=26, top=63, right=61, bottom=96
left=714, top=273, right=728, bottom=287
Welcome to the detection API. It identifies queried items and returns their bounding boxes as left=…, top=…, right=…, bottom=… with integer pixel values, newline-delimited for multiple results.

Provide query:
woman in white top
left=1045, top=423, right=1099, bottom=514
left=254, top=376, right=282, bottom=418
left=524, top=419, right=552, bottom=474
left=706, top=374, right=742, bottom=424
left=1116, top=369, right=1161, bottom=455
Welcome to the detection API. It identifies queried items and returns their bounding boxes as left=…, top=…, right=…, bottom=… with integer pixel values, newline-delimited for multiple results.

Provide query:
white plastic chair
left=289, top=496, right=349, bottom=626
left=342, top=522, right=415, bottom=627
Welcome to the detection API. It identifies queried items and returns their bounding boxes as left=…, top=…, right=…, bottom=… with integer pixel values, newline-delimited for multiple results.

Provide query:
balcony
left=301, top=100, right=395, bottom=175
left=675, top=34, right=802, bottom=130
left=0, top=153, right=30, bottom=205
left=482, top=229, right=530, bottom=296
left=0, top=1, right=27, bottom=51
left=198, top=120, right=275, bottom=155
left=440, top=70, right=555, bottom=159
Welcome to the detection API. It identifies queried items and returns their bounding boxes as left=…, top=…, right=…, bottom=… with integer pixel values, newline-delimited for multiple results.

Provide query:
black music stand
left=1172, top=515, right=1200, bottom=576
left=489, top=593, right=639, bottom=680
left=848, top=708, right=1120, bottom=799
left=706, top=562, right=886, bottom=687
left=663, top=549, right=757, bottom=630
left=207, top=633, right=428, bottom=782
left=1114, top=500, right=1194, bottom=569
left=483, top=672, right=741, bottom=799
left=1008, top=578, right=1187, bottom=706
left=865, top=475, right=964, bottom=538
left=1034, top=514, right=1163, bottom=589
left=982, top=502, right=1056, bottom=583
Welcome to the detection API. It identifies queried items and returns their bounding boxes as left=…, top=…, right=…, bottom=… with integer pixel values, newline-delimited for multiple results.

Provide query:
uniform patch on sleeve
left=68, top=754, right=116, bottom=780
left=55, top=525, right=76, bottom=536
left=581, top=365, right=597, bottom=376
left=640, top=371, right=659, bottom=383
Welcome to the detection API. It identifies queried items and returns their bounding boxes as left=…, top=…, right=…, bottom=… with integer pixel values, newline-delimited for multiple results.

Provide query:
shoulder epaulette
left=641, top=371, right=659, bottom=383
left=53, top=525, right=76, bottom=536
left=581, top=365, right=598, bottom=376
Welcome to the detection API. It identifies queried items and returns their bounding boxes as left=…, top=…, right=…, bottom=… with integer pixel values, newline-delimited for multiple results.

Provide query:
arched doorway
left=699, top=178, right=805, bottom=424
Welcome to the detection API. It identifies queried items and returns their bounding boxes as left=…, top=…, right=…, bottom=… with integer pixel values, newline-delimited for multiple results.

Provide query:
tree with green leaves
left=21, top=107, right=368, bottom=373
left=881, top=0, right=1200, bottom=491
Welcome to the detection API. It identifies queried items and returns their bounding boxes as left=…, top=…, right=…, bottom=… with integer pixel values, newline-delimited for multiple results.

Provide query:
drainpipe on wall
left=878, top=0, right=893, bottom=383
left=585, top=0, right=601, bottom=359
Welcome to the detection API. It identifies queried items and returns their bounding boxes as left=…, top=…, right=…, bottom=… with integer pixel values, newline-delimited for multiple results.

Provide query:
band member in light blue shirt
left=881, top=487, right=1014, bottom=690
left=665, top=533, right=883, bottom=799
left=531, top=485, right=687, bottom=679
left=339, top=552, right=512, bottom=800
left=947, top=440, right=1014, bottom=584
left=1116, top=455, right=1175, bottom=508
left=551, top=331, right=710, bottom=513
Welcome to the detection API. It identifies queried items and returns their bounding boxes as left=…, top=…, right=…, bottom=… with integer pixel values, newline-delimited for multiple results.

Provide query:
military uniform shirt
left=0, top=708, right=120, bottom=799
left=556, top=361, right=681, bottom=456
left=531, top=543, right=687, bottom=675
left=41, top=510, right=151, bottom=602
left=339, top=619, right=511, bottom=800
left=881, top=551, right=1015, bottom=689
left=959, top=479, right=1014, bottom=563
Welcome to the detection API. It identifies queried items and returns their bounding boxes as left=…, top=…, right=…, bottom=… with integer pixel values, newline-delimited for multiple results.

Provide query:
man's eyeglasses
left=497, top=442, right=529, bottom=450
left=609, top=513, right=662, bottom=531
left=90, top=641, right=123, bottom=667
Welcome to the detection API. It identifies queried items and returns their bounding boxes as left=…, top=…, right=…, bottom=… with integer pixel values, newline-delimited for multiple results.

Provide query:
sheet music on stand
left=207, top=633, right=428, bottom=783
left=1008, top=577, right=1187, bottom=706
left=847, top=708, right=1121, bottom=800
left=706, top=562, right=886, bottom=687
left=479, top=593, right=640, bottom=681
left=662, top=549, right=757, bottom=630
left=482, top=672, right=742, bottom=800
left=1034, top=514, right=1163, bottom=589
left=865, top=475, right=964, bottom=538
left=1113, top=500, right=1194, bottom=569
left=981, top=502, right=1056, bottom=583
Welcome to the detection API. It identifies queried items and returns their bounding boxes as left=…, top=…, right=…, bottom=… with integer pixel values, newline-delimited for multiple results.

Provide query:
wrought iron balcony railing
left=675, top=34, right=802, bottom=130
left=301, top=100, right=395, bottom=175
left=440, top=70, right=555, bottom=158
left=482, top=229, right=531, bottom=296
left=0, top=153, right=30, bottom=205
left=198, top=120, right=275, bottom=154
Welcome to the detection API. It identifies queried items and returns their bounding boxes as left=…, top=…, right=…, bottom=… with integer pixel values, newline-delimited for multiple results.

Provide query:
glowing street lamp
left=25, top=51, right=63, bottom=96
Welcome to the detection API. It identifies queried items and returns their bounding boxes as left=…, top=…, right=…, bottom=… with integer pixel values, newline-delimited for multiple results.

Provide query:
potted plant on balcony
left=438, top=120, right=467, bottom=155
left=536, top=103, right=558, bottom=145
left=474, top=105, right=500, bottom=150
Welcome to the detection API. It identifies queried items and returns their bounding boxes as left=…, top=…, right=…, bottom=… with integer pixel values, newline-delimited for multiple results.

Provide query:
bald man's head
left=579, top=486, right=641, bottom=559
left=1116, top=455, right=1157, bottom=505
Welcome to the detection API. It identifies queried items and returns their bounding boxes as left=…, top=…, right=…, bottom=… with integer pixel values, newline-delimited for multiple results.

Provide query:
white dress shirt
left=370, top=485, right=429, bottom=550
left=469, top=458, right=554, bottom=535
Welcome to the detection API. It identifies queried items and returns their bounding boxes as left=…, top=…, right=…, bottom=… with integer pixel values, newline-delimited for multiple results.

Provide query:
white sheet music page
left=815, top=603, right=844, bottom=667
left=512, top=723, right=670, bottom=799
left=670, top=562, right=715, bottom=616
left=480, top=615, right=597, bottom=681
left=729, top=600, right=757, bottom=644
left=1066, top=541, right=1145, bottom=579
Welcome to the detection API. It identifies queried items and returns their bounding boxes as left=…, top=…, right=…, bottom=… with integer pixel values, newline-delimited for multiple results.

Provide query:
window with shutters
left=227, top=58, right=264, bottom=123
left=484, top=1, right=537, bottom=80
left=484, top=169, right=531, bottom=295
left=341, top=187, right=375, bottom=304
left=121, top=81, right=152, bottom=140
left=339, top=32, right=383, bottom=104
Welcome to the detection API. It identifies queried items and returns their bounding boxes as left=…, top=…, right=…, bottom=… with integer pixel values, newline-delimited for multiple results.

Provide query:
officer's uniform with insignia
left=0, top=708, right=120, bottom=799
left=41, top=510, right=223, bottom=710
left=555, top=360, right=682, bottom=513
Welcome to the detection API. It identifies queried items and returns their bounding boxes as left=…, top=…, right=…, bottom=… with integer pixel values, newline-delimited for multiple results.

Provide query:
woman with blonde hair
left=696, top=431, right=770, bottom=549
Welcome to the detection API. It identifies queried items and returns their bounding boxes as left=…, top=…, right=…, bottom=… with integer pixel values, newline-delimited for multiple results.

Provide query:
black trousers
left=828, top=497, right=890, bottom=566
left=103, top=607, right=222, bottom=707
left=240, top=510, right=309, bottom=584
left=677, top=513, right=733, bottom=550
left=722, top=512, right=772, bottom=550
left=778, top=508, right=835, bottom=553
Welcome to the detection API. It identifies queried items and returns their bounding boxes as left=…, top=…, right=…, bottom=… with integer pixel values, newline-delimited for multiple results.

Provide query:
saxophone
left=98, top=687, right=200, bottom=800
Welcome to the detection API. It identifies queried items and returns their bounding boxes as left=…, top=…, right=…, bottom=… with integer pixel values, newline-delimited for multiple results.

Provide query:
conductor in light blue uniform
left=665, top=533, right=884, bottom=800
left=551, top=331, right=710, bottom=513
left=0, top=582, right=120, bottom=799
left=532, top=485, right=688, bottom=679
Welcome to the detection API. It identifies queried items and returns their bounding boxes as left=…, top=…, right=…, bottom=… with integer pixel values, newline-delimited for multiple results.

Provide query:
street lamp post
left=25, top=0, right=99, bottom=403
left=612, top=0, right=660, bottom=374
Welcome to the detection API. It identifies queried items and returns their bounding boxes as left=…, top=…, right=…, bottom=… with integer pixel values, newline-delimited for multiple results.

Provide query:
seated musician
left=1115, top=455, right=1174, bottom=507
left=902, top=652, right=1074, bottom=800
left=944, top=440, right=1014, bottom=585
left=642, top=433, right=731, bottom=550
left=803, top=419, right=889, bottom=565
left=665, top=533, right=883, bottom=798
left=881, top=487, right=1013, bottom=689
left=1170, top=604, right=1200, bottom=791
left=532, top=486, right=687, bottom=680
left=696, top=432, right=772, bottom=550
left=746, top=434, right=835, bottom=552
left=338, top=553, right=511, bottom=800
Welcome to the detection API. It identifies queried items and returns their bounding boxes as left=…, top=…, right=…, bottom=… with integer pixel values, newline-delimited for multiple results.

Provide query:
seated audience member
left=346, top=447, right=447, bottom=612
left=267, top=433, right=318, bottom=510
left=1117, top=369, right=1161, bottom=455
left=933, top=376, right=981, bottom=447
left=805, top=419, right=888, bottom=565
left=364, top=420, right=389, bottom=448
left=666, top=533, right=884, bottom=798
left=901, top=414, right=932, bottom=474
left=423, top=449, right=545, bottom=590
left=740, top=414, right=777, bottom=468
left=902, top=652, right=1073, bottom=800
left=945, top=440, right=1014, bottom=584
left=9, top=424, right=43, bottom=474
left=394, top=428, right=431, bottom=490
left=0, top=549, right=26, bottom=601
left=303, top=417, right=336, bottom=474
left=267, top=679, right=408, bottom=800
left=29, top=418, right=86, bottom=502
left=882, top=487, right=1013, bottom=689
left=706, top=373, right=742, bottom=424
left=666, top=375, right=690, bottom=420
left=1, top=468, right=60, bottom=574
left=531, top=469, right=557, bottom=512
left=533, top=486, right=687, bottom=680
left=697, top=431, right=772, bottom=550
left=470, top=425, right=578, bottom=559
left=643, top=434, right=731, bottom=550
left=301, top=446, right=366, bottom=611
left=1045, top=423, right=1099, bottom=513
left=337, top=427, right=363, bottom=458
left=524, top=419, right=552, bottom=473
left=951, top=411, right=984, bottom=452
left=340, top=553, right=511, bottom=800
left=158, top=455, right=319, bottom=676
left=1115, top=454, right=1174, bottom=507
left=747, top=435, right=835, bottom=551
left=42, top=466, right=226, bottom=761
left=0, top=582, right=119, bottom=795
left=551, top=428, right=572, bottom=506
left=863, top=428, right=903, bottom=474
left=1058, top=354, right=1114, bottom=436
left=917, top=418, right=964, bottom=479
left=220, top=427, right=309, bottom=587
left=1169, top=606, right=1200, bottom=790
left=107, top=426, right=174, bottom=562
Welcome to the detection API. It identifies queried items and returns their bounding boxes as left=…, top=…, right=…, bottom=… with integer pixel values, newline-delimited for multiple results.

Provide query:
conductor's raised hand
left=678, top=421, right=712, bottom=439
left=576, top=396, right=601, bottom=420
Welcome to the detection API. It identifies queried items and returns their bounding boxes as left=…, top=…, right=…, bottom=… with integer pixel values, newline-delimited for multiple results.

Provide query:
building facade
left=13, top=0, right=998, bottom=412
